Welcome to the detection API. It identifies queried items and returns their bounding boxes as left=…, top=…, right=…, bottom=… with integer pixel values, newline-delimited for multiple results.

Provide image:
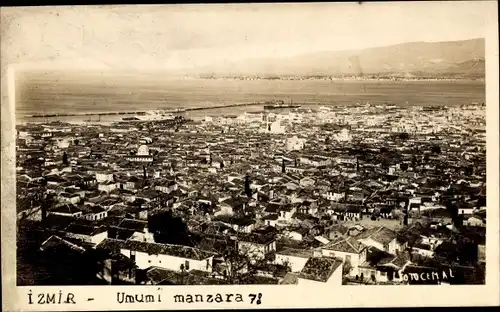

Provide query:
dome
left=137, top=145, right=150, bottom=156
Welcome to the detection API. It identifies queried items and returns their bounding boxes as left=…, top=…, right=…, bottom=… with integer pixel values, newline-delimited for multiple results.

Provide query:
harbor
left=28, top=101, right=269, bottom=119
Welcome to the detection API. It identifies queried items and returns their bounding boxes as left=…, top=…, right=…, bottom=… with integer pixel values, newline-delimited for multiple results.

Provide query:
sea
left=15, top=78, right=485, bottom=125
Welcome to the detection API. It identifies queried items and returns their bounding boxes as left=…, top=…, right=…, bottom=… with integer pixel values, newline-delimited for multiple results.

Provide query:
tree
left=148, top=210, right=190, bottom=245
left=400, top=163, right=409, bottom=171
left=399, top=132, right=409, bottom=140
left=445, top=200, right=463, bottom=229
left=62, top=152, right=69, bottom=165
left=465, top=166, right=474, bottom=176
left=397, top=225, right=420, bottom=262
left=431, top=145, right=441, bottom=154
left=197, top=235, right=260, bottom=284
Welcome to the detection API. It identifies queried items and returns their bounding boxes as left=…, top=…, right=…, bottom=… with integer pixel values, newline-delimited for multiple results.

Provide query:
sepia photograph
left=1, top=1, right=499, bottom=310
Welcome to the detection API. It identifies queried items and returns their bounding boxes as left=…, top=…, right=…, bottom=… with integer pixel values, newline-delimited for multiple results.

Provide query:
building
left=333, top=129, right=352, bottom=142
left=124, top=144, right=154, bottom=163
left=82, top=205, right=108, bottom=221
left=274, top=247, right=312, bottom=272
left=64, top=224, right=108, bottom=246
left=49, top=204, right=83, bottom=218
left=297, top=257, right=343, bottom=285
left=97, top=238, right=216, bottom=272
left=138, top=145, right=150, bottom=156
left=320, top=236, right=368, bottom=276
left=286, top=136, right=306, bottom=151
left=264, top=119, right=286, bottom=134
left=237, top=229, right=277, bottom=261
left=356, top=226, right=399, bottom=255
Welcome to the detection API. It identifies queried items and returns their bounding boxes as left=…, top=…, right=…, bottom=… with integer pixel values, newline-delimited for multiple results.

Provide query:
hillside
left=184, top=38, right=485, bottom=78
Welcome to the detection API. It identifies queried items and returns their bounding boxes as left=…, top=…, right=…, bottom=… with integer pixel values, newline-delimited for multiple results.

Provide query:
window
left=185, top=260, right=190, bottom=270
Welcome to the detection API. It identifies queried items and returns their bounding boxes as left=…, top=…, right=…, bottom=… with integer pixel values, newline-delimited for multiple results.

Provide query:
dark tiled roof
left=97, top=238, right=216, bottom=261
left=50, top=204, right=82, bottom=214
left=323, top=236, right=366, bottom=254
left=40, top=235, right=86, bottom=253
left=146, top=267, right=227, bottom=285
left=118, top=218, right=147, bottom=231
left=65, top=224, right=107, bottom=236
left=357, top=226, right=397, bottom=245
left=238, top=231, right=276, bottom=245
left=298, top=257, right=343, bottom=282
left=276, top=247, right=313, bottom=258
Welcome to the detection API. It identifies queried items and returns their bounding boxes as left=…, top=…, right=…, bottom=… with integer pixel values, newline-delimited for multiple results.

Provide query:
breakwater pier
left=29, top=101, right=267, bottom=118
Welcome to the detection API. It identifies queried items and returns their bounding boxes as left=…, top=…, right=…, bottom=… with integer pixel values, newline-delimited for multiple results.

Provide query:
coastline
left=192, top=77, right=486, bottom=83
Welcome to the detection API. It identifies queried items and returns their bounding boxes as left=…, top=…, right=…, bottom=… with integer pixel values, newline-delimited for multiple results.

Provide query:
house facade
left=97, top=238, right=215, bottom=272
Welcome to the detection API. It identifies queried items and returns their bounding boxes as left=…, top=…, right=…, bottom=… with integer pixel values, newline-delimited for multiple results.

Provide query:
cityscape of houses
left=16, top=101, right=486, bottom=286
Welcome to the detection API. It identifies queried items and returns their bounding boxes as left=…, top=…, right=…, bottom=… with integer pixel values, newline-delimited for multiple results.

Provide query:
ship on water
left=264, top=100, right=301, bottom=110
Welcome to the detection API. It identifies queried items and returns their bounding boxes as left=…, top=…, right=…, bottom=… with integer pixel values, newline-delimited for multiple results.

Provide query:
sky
left=0, top=1, right=495, bottom=73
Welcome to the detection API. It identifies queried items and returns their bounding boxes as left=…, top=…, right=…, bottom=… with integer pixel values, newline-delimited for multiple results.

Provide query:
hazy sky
left=0, top=2, right=495, bottom=72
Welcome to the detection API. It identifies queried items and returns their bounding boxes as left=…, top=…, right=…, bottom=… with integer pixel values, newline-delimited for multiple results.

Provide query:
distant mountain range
left=183, top=38, right=485, bottom=78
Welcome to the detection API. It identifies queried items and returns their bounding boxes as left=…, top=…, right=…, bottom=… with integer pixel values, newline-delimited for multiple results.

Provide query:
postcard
left=1, top=2, right=499, bottom=311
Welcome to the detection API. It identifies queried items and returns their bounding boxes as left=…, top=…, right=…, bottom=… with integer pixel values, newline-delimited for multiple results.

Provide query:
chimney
left=143, top=226, right=155, bottom=243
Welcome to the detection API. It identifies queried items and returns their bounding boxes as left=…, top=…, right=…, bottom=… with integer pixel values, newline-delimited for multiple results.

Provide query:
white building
left=83, top=206, right=108, bottom=221
left=137, top=145, right=150, bottom=156
left=320, top=237, right=368, bottom=276
left=64, top=224, right=108, bottom=246
left=96, top=172, right=114, bottom=183
left=98, top=181, right=118, bottom=193
left=57, top=139, right=71, bottom=149
left=356, top=226, right=399, bottom=255
left=265, top=120, right=286, bottom=134
left=274, top=248, right=312, bottom=272
left=333, top=129, right=352, bottom=142
left=238, top=234, right=277, bottom=261
left=323, top=191, right=345, bottom=201
left=97, top=238, right=216, bottom=272
left=286, top=136, right=306, bottom=151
